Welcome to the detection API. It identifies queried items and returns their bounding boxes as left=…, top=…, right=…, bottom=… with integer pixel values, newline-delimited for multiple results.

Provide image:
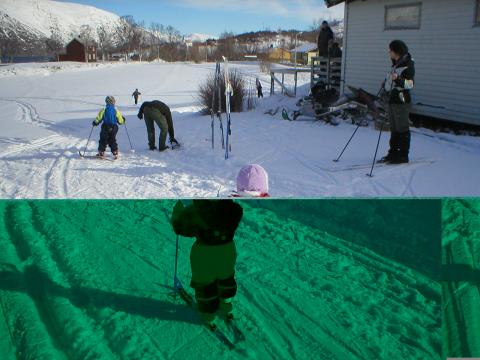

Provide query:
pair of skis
left=173, top=276, right=244, bottom=350
left=78, top=152, right=117, bottom=162
left=223, top=57, right=233, bottom=160
left=211, top=62, right=225, bottom=150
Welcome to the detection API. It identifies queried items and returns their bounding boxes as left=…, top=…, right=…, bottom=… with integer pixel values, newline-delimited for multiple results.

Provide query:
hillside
left=0, top=0, right=121, bottom=44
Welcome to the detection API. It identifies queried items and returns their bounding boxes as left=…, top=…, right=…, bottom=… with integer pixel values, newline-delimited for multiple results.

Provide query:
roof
left=324, top=0, right=355, bottom=8
left=68, top=37, right=85, bottom=46
left=291, top=43, right=318, bottom=53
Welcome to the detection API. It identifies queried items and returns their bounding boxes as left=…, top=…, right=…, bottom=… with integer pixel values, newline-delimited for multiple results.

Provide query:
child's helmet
left=236, top=164, right=269, bottom=197
left=105, top=96, right=116, bottom=105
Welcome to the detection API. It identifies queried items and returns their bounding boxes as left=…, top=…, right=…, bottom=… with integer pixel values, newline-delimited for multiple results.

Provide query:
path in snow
left=0, top=62, right=479, bottom=198
left=0, top=200, right=441, bottom=359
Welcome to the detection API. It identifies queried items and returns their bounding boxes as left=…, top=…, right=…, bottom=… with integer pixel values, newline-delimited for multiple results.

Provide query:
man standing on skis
left=137, top=100, right=179, bottom=151
left=378, top=40, right=415, bottom=164
left=92, top=96, right=125, bottom=159
left=132, top=88, right=141, bottom=105
left=171, top=200, right=243, bottom=328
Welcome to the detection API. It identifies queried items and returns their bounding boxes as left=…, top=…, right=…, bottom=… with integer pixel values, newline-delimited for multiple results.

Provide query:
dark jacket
left=171, top=200, right=243, bottom=246
left=388, top=53, right=415, bottom=105
left=329, top=46, right=342, bottom=58
left=132, top=90, right=141, bottom=98
left=138, top=100, right=175, bottom=139
left=317, top=27, right=334, bottom=57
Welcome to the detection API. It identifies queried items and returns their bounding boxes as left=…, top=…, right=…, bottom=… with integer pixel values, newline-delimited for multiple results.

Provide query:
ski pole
left=79, top=125, right=94, bottom=157
left=367, top=121, right=384, bottom=178
left=173, top=234, right=179, bottom=289
left=333, top=122, right=361, bottom=162
left=124, top=124, right=135, bottom=152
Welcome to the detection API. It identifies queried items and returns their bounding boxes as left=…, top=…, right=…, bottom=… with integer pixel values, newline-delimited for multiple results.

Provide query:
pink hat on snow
left=236, top=164, right=269, bottom=197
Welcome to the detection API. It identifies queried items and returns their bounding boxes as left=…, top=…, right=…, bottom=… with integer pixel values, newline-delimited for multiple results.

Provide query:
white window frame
left=385, top=2, right=422, bottom=30
left=475, top=0, right=480, bottom=26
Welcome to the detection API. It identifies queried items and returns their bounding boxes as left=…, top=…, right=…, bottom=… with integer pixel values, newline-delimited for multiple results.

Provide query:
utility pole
left=205, top=40, right=208, bottom=63
left=294, top=31, right=303, bottom=71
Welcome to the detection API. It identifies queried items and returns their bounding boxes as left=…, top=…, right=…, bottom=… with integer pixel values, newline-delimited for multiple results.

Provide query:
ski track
left=0, top=201, right=441, bottom=359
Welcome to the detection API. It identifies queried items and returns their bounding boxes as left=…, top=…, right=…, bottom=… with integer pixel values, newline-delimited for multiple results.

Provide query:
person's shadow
left=0, top=263, right=197, bottom=324
left=442, top=263, right=480, bottom=283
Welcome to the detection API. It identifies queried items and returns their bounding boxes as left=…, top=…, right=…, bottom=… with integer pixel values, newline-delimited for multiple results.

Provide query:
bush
left=198, top=68, right=245, bottom=115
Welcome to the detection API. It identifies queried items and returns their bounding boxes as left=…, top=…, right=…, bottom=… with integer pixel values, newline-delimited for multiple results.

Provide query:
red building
left=58, top=38, right=97, bottom=62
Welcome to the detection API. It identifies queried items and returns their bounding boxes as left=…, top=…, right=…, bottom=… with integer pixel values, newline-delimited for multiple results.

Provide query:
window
left=476, top=0, right=480, bottom=25
left=385, top=3, right=422, bottom=30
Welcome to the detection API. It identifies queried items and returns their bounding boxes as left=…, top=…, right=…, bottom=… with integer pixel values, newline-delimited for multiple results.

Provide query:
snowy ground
left=0, top=61, right=479, bottom=198
left=0, top=200, right=441, bottom=359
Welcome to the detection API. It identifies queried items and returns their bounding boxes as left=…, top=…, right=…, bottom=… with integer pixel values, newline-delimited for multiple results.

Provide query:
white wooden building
left=326, top=0, right=480, bottom=125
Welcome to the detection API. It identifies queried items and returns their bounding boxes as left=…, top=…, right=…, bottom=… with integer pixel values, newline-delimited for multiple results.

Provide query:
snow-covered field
left=0, top=200, right=441, bottom=359
left=0, top=61, right=479, bottom=198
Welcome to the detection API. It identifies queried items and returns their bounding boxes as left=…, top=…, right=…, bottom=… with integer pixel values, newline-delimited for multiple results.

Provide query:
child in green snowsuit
left=171, top=200, right=243, bottom=323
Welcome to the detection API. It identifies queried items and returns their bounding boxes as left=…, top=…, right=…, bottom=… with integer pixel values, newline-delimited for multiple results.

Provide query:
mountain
left=185, top=33, right=216, bottom=43
left=0, top=0, right=121, bottom=44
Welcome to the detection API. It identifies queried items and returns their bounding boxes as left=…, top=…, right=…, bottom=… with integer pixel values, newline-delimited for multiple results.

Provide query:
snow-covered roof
left=291, top=43, right=318, bottom=53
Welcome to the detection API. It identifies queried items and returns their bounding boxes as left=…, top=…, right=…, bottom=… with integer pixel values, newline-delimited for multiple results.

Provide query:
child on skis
left=132, top=88, right=141, bottom=105
left=233, top=164, right=270, bottom=197
left=92, top=96, right=125, bottom=159
left=171, top=200, right=243, bottom=328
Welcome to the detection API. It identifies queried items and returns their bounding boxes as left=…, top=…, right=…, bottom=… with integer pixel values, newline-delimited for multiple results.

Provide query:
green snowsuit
left=171, top=200, right=243, bottom=315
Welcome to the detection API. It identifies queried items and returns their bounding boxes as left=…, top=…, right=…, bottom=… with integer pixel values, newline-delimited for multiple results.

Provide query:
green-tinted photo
left=442, top=199, right=480, bottom=359
left=0, top=200, right=441, bottom=359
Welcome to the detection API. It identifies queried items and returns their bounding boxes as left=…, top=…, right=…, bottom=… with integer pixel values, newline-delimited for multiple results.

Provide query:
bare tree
left=96, top=25, right=112, bottom=61
left=165, top=25, right=181, bottom=62
left=116, top=15, right=138, bottom=60
left=149, top=22, right=165, bottom=61
left=45, top=23, right=64, bottom=59
left=217, top=32, right=236, bottom=61
left=79, top=25, right=95, bottom=62
left=0, top=31, right=20, bottom=63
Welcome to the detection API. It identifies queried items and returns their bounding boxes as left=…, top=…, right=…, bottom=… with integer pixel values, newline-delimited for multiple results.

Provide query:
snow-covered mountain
left=185, top=33, right=216, bottom=43
left=0, top=0, right=121, bottom=44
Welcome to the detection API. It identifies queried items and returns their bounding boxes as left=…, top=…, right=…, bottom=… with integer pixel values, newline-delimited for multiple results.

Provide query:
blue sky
left=59, top=0, right=344, bottom=37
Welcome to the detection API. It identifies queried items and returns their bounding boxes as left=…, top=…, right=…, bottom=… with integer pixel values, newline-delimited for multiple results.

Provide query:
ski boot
left=112, top=151, right=119, bottom=160
left=377, top=153, right=395, bottom=164
left=388, top=155, right=409, bottom=164
left=200, top=312, right=217, bottom=331
left=159, top=146, right=169, bottom=152
left=95, top=151, right=105, bottom=159
left=149, top=146, right=157, bottom=151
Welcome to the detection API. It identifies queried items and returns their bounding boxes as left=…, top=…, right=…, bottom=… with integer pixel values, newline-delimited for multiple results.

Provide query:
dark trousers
left=145, top=114, right=168, bottom=149
left=134, top=96, right=138, bottom=105
left=98, top=124, right=119, bottom=153
left=257, top=88, right=263, bottom=98
left=388, top=103, right=411, bottom=158
left=193, top=276, right=237, bottom=314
